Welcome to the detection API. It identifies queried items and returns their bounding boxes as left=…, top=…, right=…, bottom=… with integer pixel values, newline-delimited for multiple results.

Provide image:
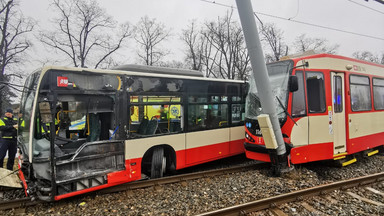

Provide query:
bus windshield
left=245, top=60, right=293, bottom=121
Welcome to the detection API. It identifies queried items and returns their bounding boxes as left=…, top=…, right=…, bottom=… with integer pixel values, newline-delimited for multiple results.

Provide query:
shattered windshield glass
left=245, top=60, right=293, bottom=120
left=32, top=95, right=115, bottom=159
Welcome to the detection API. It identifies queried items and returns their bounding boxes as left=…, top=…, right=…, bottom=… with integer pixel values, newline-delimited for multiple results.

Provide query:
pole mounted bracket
left=257, top=114, right=278, bottom=150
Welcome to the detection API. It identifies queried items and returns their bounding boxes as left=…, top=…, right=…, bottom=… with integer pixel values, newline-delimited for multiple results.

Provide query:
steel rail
left=97, top=163, right=266, bottom=194
left=0, top=163, right=265, bottom=211
left=0, top=197, right=42, bottom=211
left=198, top=172, right=384, bottom=216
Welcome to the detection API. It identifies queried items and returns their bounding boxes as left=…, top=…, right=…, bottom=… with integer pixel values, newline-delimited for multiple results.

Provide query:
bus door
left=331, top=72, right=346, bottom=154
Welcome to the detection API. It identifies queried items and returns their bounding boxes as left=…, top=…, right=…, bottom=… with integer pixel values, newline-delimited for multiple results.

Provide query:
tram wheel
left=151, top=147, right=166, bottom=179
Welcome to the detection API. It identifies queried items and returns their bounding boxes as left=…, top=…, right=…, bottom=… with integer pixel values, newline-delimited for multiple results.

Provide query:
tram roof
left=280, top=53, right=384, bottom=76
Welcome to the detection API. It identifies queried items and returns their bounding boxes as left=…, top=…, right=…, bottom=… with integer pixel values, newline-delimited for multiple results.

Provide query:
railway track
left=198, top=171, right=384, bottom=216
left=0, top=197, right=42, bottom=211
left=0, top=162, right=265, bottom=212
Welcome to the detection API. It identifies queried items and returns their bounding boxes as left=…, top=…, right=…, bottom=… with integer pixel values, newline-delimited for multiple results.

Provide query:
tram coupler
left=268, top=150, right=293, bottom=176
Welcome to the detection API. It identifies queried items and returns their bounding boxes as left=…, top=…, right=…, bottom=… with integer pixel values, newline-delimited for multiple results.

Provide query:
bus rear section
left=244, top=54, right=384, bottom=166
left=17, top=65, right=246, bottom=201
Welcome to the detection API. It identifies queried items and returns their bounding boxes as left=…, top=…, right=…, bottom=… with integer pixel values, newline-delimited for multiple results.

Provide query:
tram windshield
left=245, top=60, right=293, bottom=121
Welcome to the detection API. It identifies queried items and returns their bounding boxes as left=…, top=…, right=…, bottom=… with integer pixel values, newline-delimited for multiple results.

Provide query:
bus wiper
left=276, top=96, right=298, bottom=126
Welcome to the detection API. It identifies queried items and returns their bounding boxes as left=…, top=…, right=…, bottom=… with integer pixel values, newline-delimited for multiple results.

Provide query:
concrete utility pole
left=235, top=0, right=289, bottom=174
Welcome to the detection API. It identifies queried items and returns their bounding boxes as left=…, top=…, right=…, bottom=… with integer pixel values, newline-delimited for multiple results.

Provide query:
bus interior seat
left=145, top=118, right=158, bottom=135
left=138, top=117, right=149, bottom=134
left=99, top=112, right=112, bottom=140
left=88, top=113, right=101, bottom=142
left=130, top=117, right=158, bottom=138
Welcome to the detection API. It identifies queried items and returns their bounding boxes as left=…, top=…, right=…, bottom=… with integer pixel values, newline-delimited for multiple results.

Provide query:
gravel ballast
left=2, top=154, right=384, bottom=215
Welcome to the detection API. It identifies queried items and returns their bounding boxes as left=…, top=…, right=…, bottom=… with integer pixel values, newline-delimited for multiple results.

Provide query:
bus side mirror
left=288, top=75, right=299, bottom=92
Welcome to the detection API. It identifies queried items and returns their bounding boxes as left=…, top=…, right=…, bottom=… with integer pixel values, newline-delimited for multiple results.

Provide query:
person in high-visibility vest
left=0, top=108, right=18, bottom=170
left=18, top=112, right=25, bottom=132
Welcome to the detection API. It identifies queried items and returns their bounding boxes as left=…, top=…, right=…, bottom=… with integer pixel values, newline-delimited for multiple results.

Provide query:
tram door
left=331, top=72, right=346, bottom=154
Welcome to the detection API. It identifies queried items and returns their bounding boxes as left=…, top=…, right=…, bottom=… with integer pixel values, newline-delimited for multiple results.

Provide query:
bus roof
left=113, top=64, right=204, bottom=77
left=38, top=65, right=245, bottom=84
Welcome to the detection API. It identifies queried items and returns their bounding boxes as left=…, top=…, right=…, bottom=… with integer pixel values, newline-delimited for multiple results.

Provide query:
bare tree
left=293, top=33, right=339, bottom=54
left=181, top=20, right=203, bottom=71
left=353, top=51, right=384, bottom=64
left=207, top=11, right=250, bottom=80
left=0, top=0, right=34, bottom=113
left=40, top=0, right=133, bottom=69
left=199, top=28, right=219, bottom=78
left=181, top=11, right=250, bottom=80
left=134, top=16, right=171, bottom=66
left=381, top=53, right=384, bottom=65
left=259, top=23, right=288, bottom=63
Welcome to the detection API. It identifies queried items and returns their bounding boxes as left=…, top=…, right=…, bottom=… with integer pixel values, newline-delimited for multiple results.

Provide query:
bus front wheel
left=151, top=147, right=166, bottom=179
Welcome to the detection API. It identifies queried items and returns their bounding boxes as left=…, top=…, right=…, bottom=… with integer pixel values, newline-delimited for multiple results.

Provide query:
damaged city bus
left=17, top=65, right=246, bottom=201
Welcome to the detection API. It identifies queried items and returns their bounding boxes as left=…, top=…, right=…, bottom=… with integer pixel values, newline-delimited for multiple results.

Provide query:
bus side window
left=231, top=104, right=243, bottom=125
left=187, top=104, right=228, bottom=131
left=129, top=98, right=183, bottom=137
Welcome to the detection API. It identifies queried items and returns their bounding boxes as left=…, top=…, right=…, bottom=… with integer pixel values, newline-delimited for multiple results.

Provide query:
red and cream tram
left=244, top=53, right=384, bottom=166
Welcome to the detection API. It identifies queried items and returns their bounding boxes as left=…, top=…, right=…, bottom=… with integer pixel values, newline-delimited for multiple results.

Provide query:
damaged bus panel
left=18, top=65, right=246, bottom=201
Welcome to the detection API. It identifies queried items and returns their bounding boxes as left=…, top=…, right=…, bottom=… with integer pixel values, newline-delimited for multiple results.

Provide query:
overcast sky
left=19, top=0, right=384, bottom=70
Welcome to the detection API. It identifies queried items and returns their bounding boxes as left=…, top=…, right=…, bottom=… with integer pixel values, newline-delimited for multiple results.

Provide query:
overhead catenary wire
left=199, top=0, right=384, bottom=42
left=288, top=0, right=300, bottom=20
left=348, top=0, right=384, bottom=15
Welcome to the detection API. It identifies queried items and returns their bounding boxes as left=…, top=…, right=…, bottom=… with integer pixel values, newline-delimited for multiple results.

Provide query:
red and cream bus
left=244, top=53, right=384, bottom=166
left=17, top=65, right=246, bottom=200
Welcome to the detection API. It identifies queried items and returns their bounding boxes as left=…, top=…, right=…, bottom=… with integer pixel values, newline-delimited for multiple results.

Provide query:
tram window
left=334, top=76, right=343, bottom=113
left=187, top=104, right=228, bottom=131
left=350, top=75, right=371, bottom=111
left=306, top=72, right=326, bottom=113
left=292, top=71, right=306, bottom=116
left=373, top=78, right=384, bottom=110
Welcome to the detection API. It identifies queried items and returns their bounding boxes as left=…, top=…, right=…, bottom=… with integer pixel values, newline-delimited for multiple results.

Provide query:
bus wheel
left=151, top=147, right=166, bottom=179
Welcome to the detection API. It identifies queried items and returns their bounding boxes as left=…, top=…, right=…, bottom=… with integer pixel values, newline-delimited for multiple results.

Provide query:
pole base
left=269, top=151, right=294, bottom=177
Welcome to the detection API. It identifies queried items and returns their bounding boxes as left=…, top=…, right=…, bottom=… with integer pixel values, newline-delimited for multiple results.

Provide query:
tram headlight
left=245, top=132, right=255, bottom=142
